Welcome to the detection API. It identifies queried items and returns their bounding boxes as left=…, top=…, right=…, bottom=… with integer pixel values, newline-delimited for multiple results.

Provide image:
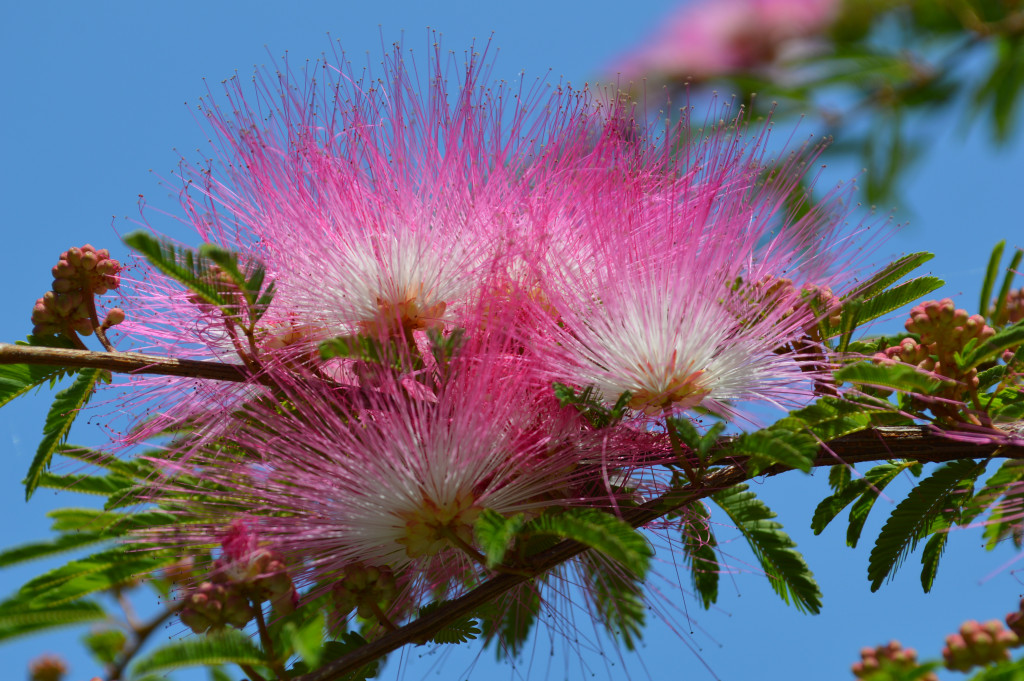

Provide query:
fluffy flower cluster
left=611, top=0, right=840, bottom=83
left=123, top=42, right=864, bottom=639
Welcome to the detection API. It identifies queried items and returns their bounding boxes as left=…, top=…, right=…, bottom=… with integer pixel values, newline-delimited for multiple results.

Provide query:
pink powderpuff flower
left=111, top=40, right=594, bottom=442
left=612, top=0, right=840, bottom=83
left=519, top=106, right=861, bottom=421
left=140, top=313, right=670, bottom=616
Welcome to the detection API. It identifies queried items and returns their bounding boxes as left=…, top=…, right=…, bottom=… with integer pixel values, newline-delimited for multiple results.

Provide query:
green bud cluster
left=215, top=548, right=298, bottom=615
left=330, top=562, right=400, bottom=620
left=851, top=640, right=937, bottom=680
left=30, top=245, right=123, bottom=337
left=179, top=580, right=256, bottom=634
left=28, top=654, right=67, bottom=681
left=942, top=619, right=1020, bottom=672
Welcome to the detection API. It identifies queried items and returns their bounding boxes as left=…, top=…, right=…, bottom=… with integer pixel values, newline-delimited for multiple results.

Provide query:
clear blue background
left=2, top=2, right=1023, bottom=680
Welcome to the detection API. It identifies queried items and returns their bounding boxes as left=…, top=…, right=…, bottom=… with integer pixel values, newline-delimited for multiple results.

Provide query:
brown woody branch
left=0, top=343, right=249, bottom=383
left=294, top=428, right=1024, bottom=681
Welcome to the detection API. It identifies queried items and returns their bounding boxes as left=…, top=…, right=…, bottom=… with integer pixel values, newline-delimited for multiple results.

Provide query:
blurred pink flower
left=613, top=0, right=840, bottom=82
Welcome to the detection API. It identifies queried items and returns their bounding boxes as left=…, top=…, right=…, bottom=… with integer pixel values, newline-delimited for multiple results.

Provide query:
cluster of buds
left=994, top=287, right=1024, bottom=327
left=31, top=245, right=123, bottom=337
left=851, top=640, right=937, bottom=680
left=942, top=619, right=1020, bottom=672
left=741, top=276, right=843, bottom=340
left=330, top=562, right=400, bottom=621
left=179, top=580, right=256, bottom=634
left=874, top=299, right=996, bottom=415
left=28, top=654, right=67, bottom=681
left=178, top=520, right=297, bottom=635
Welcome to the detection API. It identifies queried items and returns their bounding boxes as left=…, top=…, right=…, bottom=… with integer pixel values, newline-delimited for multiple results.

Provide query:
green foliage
left=15, top=547, right=179, bottom=606
left=712, top=485, right=821, bottom=613
left=130, top=628, right=267, bottom=674
left=0, top=598, right=106, bottom=642
left=680, top=502, right=719, bottom=609
left=666, top=417, right=726, bottom=462
left=316, top=632, right=379, bottom=681
left=919, top=530, right=948, bottom=593
left=479, top=586, right=542, bottom=659
left=319, top=334, right=387, bottom=363
left=34, top=471, right=134, bottom=497
left=24, top=367, right=106, bottom=500
left=418, top=602, right=482, bottom=644
left=552, top=383, right=632, bottom=429
left=123, top=231, right=274, bottom=321
left=993, top=248, right=1023, bottom=325
left=965, top=655, right=1024, bottom=680
left=282, top=608, right=327, bottom=669
left=960, top=322, right=1024, bottom=369
left=0, top=336, right=77, bottom=409
left=474, top=509, right=526, bottom=568
left=776, top=396, right=876, bottom=441
left=0, top=531, right=113, bottom=569
left=834, top=362, right=950, bottom=394
left=867, top=459, right=984, bottom=591
left=83, top=627, right=127, bottom=664
left=811, top=461, right=923, bottom=547
left=849, top=252, right=935, bottom=302
left=579, top=553, right=646, bottom=650
left=525, top=508, right=652, bottom=578
left=981, top=241, right=1006, bottom=321
left=726, top=426, right=818, bottom=475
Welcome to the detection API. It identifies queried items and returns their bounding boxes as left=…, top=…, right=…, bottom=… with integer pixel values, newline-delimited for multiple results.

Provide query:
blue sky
left=2, top=2, right=1023, bottom=680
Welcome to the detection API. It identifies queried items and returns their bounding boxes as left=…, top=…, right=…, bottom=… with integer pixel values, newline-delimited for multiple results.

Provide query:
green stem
left=664, top=415, right=699, bottom=485
left=252, top=603, right=288, bottom=680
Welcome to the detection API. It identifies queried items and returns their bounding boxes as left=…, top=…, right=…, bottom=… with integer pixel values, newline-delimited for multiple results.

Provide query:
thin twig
left=0, top=343, right=249, bottom=383
left=106, top=598, right=183, bottom=681
left=292, top=428, right=1024, bottom=681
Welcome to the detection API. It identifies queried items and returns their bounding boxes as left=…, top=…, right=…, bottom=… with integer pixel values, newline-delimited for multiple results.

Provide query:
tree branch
left=0, top=343, right=249, bottom=383
left=293, top=427, right=1024, bottom=681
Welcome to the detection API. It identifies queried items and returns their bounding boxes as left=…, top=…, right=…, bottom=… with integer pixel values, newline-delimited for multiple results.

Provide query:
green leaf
left=810, top=461, right=920, bottom=542
left=47, top=508, right=182, bottom=534
left=418, top=602, right=481, bottom=644
left=0, top=532, right=112, bottom=569
left=847, top=462, right=923, bottom=548
left=579, top=553, right=646, bottom=650
left=285, top=608, right=326, bottom=669
left=868, top=459, right=984, bottom=591
left=0, top=598, right=106, bottom=642
left=680, top=502, right=719, bottom=609
left=835, top=362, right=950, bottom=395
left=480, top=586, right=541, bottom=659
left=131, top=628, right=266, bottom=674
left=17, top=547, right=179, bottom=606
left=123, top=231, right=229, bottom=308
left=526, top=508, right=652, bottom=578
left=667, top=417, right=725, bottom=461
left=777, top=397, right=875, bottom=441
left=847, top=252, right=934, bottom=302
left=919, top=531, right=948, bottom=593
left=474, top=510, right=526, bottom=568
left=83, top=627, right=127, bottom=664
left=965, top=655, right=1024, bottom=681
left=25, top=368, right=105, bottom=500
left=850, top=276, right=945, bottom=327
left=961, top=322, right=1024, bottom=369
left=993, top=249, right=1024, bottom=325
left=552, top=382, right=631, bottom=429
left=35, top=472, right=134, bottom=497
left=0, top=364, right=68, bottom=410
left=728, top=427, right=817, bottom=475
left=981, top=241, right=1007, bottom=319
left=712, top=484, right=821, bottom=613
left=319, top=335, right=385, bottom=363
left=319, top=632, right=379, bottom=681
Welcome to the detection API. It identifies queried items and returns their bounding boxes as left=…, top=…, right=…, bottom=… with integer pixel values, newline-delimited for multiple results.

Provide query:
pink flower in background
left=613, top=0, right=840, bottom=82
